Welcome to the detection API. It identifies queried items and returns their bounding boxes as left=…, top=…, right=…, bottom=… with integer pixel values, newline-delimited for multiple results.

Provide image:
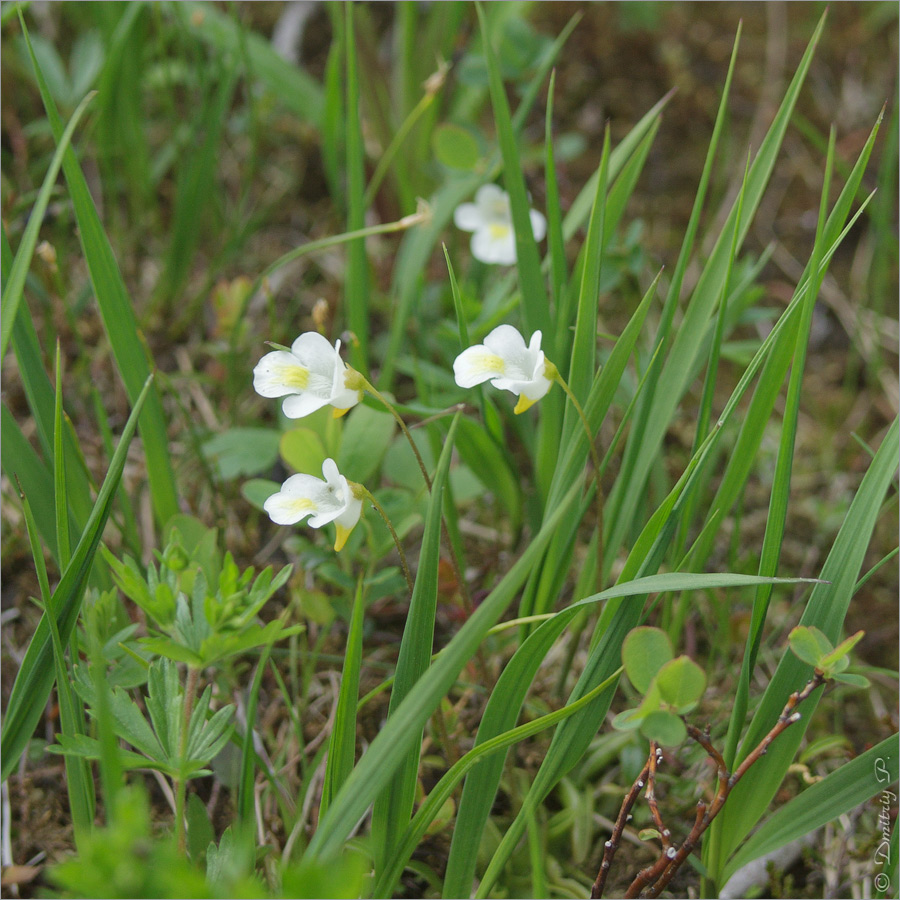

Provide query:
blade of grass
left=371, top=414, right=459, bottom=873
left=722, top=734, right=899, bottom=882
left=544, top=69, right=568, bottom=319
left=19, top=9, right=179, bottom=528
left=320, top=578, right=366, bottom=820
left=475, top=0, right=549, bottom=338
left=0, top=90, right=95, bottom=362
left=711, top=415, right=900, bottom=883
left=1, top=374, right=156, bottom=782
left=179, top=1, right=324, bottom=128
left=344, top=2, right=370, bottom=372
left=19, top=488, right=95, bottom=848
left=302, top=478, right=583, bottom=863
left=53, top=342, right=71, bottom=571
left=604, top=13, right=826, bottom=579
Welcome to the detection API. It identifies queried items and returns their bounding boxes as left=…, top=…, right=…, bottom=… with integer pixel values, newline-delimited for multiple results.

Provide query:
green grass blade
left=19, top=10, right=179, bottom=528
left=53, top=342, right=71, bottom=571
left=712, top=415, right=900, bottom=882
left=604, top=13, right=825, bottom=573
left=722, top=734, right=898, bottom=883
left=381, top=669, right=623, bottom=899
left=1, top=374, right=156, bottom=782
left=2, top=404, right=58, bottom=561
left=371, top=414, right=459, bottom=871
left=344, top=3, right=370, bottom=372
left=179, top=1, right=324, bottom=128
left=544, top=69, right=568, bottom=318
left=566, top=126, right=609, bottom=403
left=475, top=1, right=549, bottom=338
left=303, top=478, right=583, bottom=863
left=721, top=132, right=835, bottom=772
left=19, top=489, right=95, bottom=848
left=320, top=579, right=366, bottom=819
left=0, top=90, right=95, bottom=362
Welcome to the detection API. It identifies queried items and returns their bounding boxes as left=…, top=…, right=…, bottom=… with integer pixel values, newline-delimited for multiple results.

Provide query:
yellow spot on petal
left=334, top=523, right=354, bottom=551
left=279, top=364, right=310, bottom=390
left=488, top=223, right=511, bottom=241
left=514, top=393, right=538, bottom=415
left=472, top=352, right=505, bottom=374
left=332, top=406, right=352, bottom=418
left=290, top=498, right=316, bottom=514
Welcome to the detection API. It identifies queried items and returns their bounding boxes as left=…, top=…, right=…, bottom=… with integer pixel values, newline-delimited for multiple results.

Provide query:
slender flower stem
left=175, top=665, right=200, bottom=854
left=549, top=366, right=605, bottom=583
left=351, top=372, right=475, bottom=616
left=359, top=486, right=414, bottom=595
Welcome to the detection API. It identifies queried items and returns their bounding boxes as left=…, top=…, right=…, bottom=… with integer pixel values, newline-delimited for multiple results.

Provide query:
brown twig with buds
left=591, top=671, right=828, bottom=898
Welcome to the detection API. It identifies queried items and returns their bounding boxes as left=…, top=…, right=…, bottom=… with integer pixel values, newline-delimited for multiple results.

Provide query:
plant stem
left=360, top=486, right=414, bottom=595
left=175, top=665, right=200, bottom=855
left=354, top=374, right=475, bottom=616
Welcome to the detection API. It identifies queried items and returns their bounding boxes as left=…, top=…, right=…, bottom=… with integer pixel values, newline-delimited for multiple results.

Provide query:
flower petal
left=470, top=227, right=516, bottom=265
left=483, top=324, right=528, bottom=359
left=453, top=202, right=482, bottom=233
left=264, top=473, right=329, bottom=525
left=529, top=208, right=547, bottom=242
left=253, top=351, right=309, bottom=398
left=282, top=392, right=330, bottom=419
left=291, top=332, right=341, bottom=374
left=454, top=344, right=506, bottom=388
left=474, top=183, right=508, bottom=220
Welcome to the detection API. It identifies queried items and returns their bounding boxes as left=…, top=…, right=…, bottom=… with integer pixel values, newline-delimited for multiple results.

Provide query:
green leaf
left=186, top=793, right=215, bottom=863
left=830, top=672, right=871, bottom=688
left=203, top=428, right=281, bottom=481
left=611, top=708, right=645, bottom=732
left=241, top=478, right=280, bottom=512
left=336, top=405, right=395, bottom=484
left=622, top=626, right=673, bottom=693
left=280, top=428, right=328, bottom=476
left=640, top=710, right=687, bottom=747
left=655, top=656, right=707, bottom=712
left=819, top=630, right=865, bottom=671
left=788, top=625, right=833, bottom=667
left=433, top=123, right=481, bottom=170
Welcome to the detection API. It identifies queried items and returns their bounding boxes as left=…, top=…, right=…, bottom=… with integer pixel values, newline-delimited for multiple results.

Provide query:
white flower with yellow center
left=453, top=324, right=554, bottom=414
left=264, top=459, right=363, bottom=551
left=453, top=183, right=547, bottom=266
left=253, top=332, right=361, bottom=419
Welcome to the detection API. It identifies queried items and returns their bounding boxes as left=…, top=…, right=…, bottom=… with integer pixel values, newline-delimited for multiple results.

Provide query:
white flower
left=453, top=183, right=547, bottom=266
left=264, top=459, right=363, bottom=551
left=453, top=324, right=553, bottom=414
left=253, top=332, right=361, bottom=419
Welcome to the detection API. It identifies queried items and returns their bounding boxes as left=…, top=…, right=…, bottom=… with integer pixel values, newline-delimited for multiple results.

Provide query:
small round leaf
left=432, top=124, right=481, bottom=171
left=640, top=710, right=687, bottom=747
left=656, top=656, right=706, bottom=711
left=623, top=627, right=673, bottom=694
